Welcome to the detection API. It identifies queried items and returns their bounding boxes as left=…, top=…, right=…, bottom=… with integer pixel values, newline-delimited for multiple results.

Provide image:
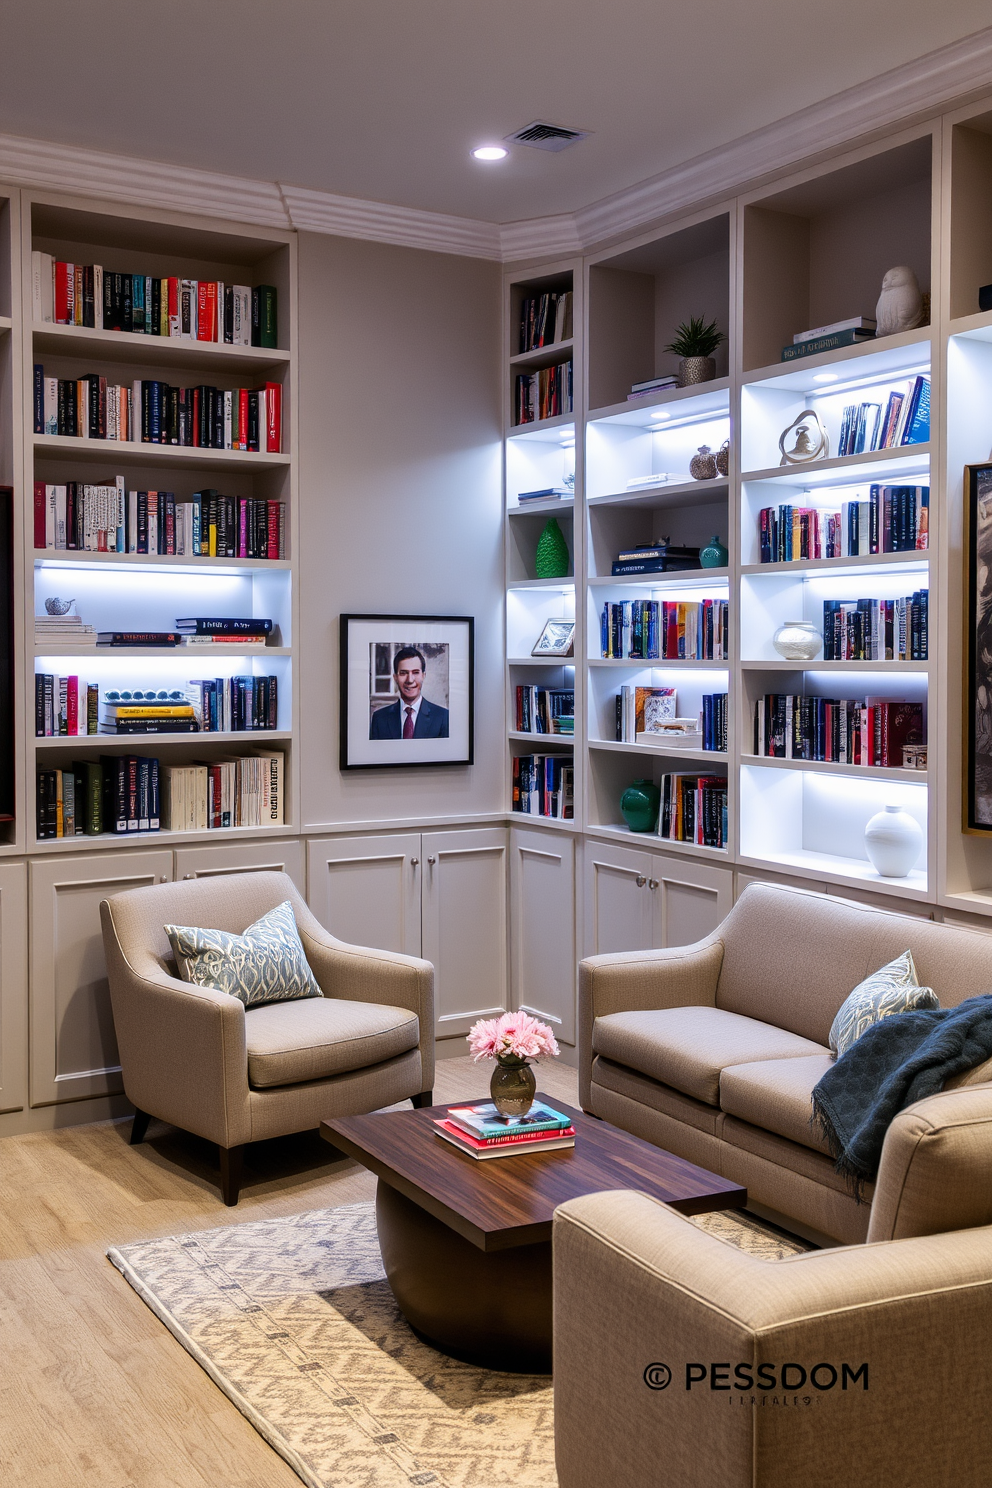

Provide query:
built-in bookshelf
left=18, top=192, right=298, bottom=850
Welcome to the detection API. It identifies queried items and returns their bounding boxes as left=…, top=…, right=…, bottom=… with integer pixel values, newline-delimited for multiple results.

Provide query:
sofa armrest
left=868, top=1082, right=992, bottom=1242
left=578, top=935, right=723, bottom=1107
left=553, top=1189, right=992, bottom=1488
left=100, top=898, right=250, bottom=1148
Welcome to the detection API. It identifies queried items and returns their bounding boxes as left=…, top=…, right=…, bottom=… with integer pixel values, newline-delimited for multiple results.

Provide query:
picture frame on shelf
left=965, top=464, right=992, bottom=832
left=531, top=619, right=575, bottom=658
left=339, top=613, right=474, bottom=770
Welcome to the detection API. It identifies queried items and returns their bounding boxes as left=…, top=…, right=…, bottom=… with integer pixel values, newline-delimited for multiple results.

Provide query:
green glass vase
left=699, top=534, right=728, bottom=568
left=620, top=778, right=661, bottom=833
left=490, top=1059, right=537, bottom=1118
left=535, top=518, right=570, bottom=579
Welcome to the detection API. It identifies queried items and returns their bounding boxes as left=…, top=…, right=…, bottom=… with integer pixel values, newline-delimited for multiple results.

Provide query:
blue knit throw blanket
left=811, top=994, right=992, bottom=1199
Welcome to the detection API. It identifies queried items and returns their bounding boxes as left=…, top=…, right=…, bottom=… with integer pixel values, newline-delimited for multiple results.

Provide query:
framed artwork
left=966, top=464, right=992, bottom=830
left=340, top=613, right=474, bottom=770
left=531, top=619, right=575, bottom=657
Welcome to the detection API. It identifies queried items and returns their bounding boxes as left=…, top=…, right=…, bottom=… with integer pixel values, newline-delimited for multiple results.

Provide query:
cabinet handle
left=160, top=875, right=169, bottom=883
left=427, top=856, right=436, bottom=866
left=410, top=857, right=419, bottom=866
left=636, top=875, right=646, bottom=887
left=648, top=878, right=659, bottom=890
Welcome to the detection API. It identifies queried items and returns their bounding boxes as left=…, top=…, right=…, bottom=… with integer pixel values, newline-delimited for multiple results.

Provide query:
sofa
left=579, top=882, right=992, bottom=1244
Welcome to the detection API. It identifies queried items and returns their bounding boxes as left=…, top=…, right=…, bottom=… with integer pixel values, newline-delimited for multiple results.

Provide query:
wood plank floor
left=0, top=1057, right=579, bottom=1487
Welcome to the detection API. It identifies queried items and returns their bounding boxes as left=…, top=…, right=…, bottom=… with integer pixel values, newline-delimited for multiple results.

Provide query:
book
left=611, top=557, right=700, bottom=575
left=517, top=487, right=568, bottom=502
left=793, top=317, right=876, bottom=343
left=174, top=617, right=274, bottom=635
left=445, top=1099, right=571, bottom=1140
left=433, top=1119, right=576, bottom=1160
left=629, top=374, right=679, bottom=392
left=779, top=328, right=877, bottom=360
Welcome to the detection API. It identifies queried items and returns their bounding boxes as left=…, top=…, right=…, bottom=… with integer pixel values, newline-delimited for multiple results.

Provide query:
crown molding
left=2, top=26, right=992, bottom=266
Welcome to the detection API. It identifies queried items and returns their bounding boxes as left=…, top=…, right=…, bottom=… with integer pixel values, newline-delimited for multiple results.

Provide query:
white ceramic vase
left=772, top=621, right=822, bottom=660
left=863, top=804, right=923, bottom=878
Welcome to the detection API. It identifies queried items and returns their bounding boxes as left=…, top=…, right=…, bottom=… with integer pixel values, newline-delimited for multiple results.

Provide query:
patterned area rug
left=108, top=1201, right=810, bottom=1488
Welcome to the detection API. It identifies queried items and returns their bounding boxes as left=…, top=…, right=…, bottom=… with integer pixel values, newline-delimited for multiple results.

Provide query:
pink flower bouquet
left=468, top=1010, right=560, bottom=1066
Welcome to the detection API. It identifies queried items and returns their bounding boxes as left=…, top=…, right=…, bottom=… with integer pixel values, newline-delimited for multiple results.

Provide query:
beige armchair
left=100, top=870, right=434, bottom=1204
left=553, top=1082, right=992, bottom=1488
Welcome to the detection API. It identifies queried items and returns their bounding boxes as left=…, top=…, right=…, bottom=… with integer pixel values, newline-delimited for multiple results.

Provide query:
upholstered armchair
left=100, top=870, right=434, bottom=1204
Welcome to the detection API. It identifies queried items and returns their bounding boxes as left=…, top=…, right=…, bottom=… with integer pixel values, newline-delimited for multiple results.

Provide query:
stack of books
left=780, top=317, right=876, bottom=361
left=517, top=487, right=569, bottom=503
left=611, top=543, right=700, bottom=576
left=34, top=611, right=95, bottom=645
left=175, top=617, right=273, bottom=648
left=433, top=1100, right=575, bottom=1160
left=100, top=697, right=198, bottom=735
left=627, top=374, right=679, bottom=400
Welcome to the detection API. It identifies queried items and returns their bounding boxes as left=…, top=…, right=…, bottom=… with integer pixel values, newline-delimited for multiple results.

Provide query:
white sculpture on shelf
left=875, top=266, right=924, bottom=337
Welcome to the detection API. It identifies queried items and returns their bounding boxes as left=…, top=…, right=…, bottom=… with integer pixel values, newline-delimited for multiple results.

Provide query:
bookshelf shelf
left=738, top=847, right=929, bottom=900
left=508, top=730, right=574, bottom=746
left=32, top=644, right=292, bottom=657
left=507, top=656, right=577, bottom=667
left=34, top=729, right=292, bottom=751
left=507, top=413, right=574, bottom=440
left=948, top=310, right=992, bottom=343
left=32, top=322, right=291, bottom=372
left=506, top=577, right=574, bottom=591
left=588, top=378, right=731, bottom=427
left=586, top=822, right=730, bottom=860
left=588, top=567, right=729, bottom=589
left=742, top=329, right=932, bottom=391
left=34, top=552, right=291, bottom=572
left=742, top=754, right=928, bottom=784
left=590, top=739, right=728, bottom=764
left=508, top=497, right=575, bottom=517
left=30, top=821, right=296, bottom=853
left=741, top=659, right=930, bottom=673
left=509, top=338, right=573, bottom=369
left=741, top=553, right=929, bottom=577
left=33, top=434, right=289, bottom=471
left=588, top=478, right=728, bottom=509
left=741, top=444, right=930, bottom=488
left=589, top=658, right=729, bottom=670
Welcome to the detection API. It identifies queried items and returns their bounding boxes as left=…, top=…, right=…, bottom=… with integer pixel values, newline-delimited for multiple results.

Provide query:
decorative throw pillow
left=829, top=949, right=939, bottom=1058
left=165, top=900, right=321, bottom=1009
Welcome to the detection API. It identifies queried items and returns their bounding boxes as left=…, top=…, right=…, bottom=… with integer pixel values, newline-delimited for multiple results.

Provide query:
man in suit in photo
left=370, top=646, right=449, bottom=739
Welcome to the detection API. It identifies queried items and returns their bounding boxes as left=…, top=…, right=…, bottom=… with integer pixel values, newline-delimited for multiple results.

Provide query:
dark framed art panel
left=965, top=463, right=992, bottom=831
left=340, top=613, right=474, bottom=770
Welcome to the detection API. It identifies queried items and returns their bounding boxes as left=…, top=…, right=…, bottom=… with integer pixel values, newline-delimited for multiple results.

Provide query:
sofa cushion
left=719, top=1055, right=835, bottom=1155
left=591, top=1055, right=724, bottom=1137
left=828, top=949, right=938, bottom=1057
left=245, top=997, right=419, bottom=1088
left=165, top=899, right=321, bottom=1009
left=592, top=1007, right=827, bottom=1106
left=721, top=1113, right=873, bottom=1200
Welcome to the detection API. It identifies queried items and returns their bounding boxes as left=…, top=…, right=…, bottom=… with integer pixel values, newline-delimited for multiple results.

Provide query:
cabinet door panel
left=647, top=857, right=734, bottom=948
left=510, top=828, right=576, bottom=1045
left=422, top=828, right=507, bottom=1040
left=0, top=863, right=28, bottom=1115
left=582, top=840, right=652, bottom=956
left=174, top=838, right=305, bottom=893
left=306, top=834, right=421, bottom=956
left=30, top=850, right=174, bottom=1106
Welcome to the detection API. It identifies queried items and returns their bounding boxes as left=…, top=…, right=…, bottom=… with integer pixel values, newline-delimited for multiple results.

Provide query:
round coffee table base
left=375, top=1179, right=553, bottom=1374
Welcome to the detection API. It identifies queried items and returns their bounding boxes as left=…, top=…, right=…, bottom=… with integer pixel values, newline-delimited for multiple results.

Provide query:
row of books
left=34, top=676, right=99, bottom=736
left=600, top=600, right=729, bottom=661
left=514, top=362, right=572, bottom=425
left=185, top=677, right=280, bottom=733
left=754, top=695, right=924, bottom=767
left=822, top=593, right=928, bottom=661
left=34, top=482, right=286, bottom=559
left=658, top=774, right=729, bottom=848
left=434, top=1100, right=575, bottom=1160
left=33, top=369, right=282, bottom=451
left=511, top=755, right=574, bottom=819
left=518, top=292, right=572, bottom=353
left=32, top=254, right=277, bottom=346
left=36, top=751, right=284, bottom=838
left=839, top=377, right=930, bottom=455
left=757, top=486, right=929, bottom=562
left=513, top=686, right=574, bottom=735
left=618, top=695, right=728, bottom=752
left=35, top=675, right=279, bottom=735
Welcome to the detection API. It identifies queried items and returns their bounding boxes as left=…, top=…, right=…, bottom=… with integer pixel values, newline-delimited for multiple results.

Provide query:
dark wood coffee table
left=321, top=1094, right=745, bottom=1373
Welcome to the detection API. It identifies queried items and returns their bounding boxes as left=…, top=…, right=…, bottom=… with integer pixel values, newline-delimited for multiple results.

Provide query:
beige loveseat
left=580, top=882, right=992, bottom=1243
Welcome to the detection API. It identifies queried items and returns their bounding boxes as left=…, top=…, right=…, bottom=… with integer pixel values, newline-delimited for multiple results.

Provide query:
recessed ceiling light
left=812, top=373, right=838, bottom=383
left=472, top=145, right=508, bottom=161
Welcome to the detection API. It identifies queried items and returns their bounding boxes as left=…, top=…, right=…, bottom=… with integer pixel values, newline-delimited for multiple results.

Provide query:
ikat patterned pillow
left=828, top=948, right=939, bottom=1058
left=165, top=900, right=322, bottom=1009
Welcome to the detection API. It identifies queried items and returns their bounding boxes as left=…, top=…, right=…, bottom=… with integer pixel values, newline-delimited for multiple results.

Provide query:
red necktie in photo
left=403, top=706, right=415, bottom=739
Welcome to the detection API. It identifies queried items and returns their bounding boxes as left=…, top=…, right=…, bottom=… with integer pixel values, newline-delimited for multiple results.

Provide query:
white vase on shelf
left=772, top=621, right=822, bottom=660
left=863, top=805, right=923, bottom=878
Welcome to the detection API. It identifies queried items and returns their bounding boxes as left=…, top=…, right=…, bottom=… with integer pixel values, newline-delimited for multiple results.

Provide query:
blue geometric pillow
left=165, top=900, right=322, bottom=1008
left=828, top=949, right=938, bottom=1058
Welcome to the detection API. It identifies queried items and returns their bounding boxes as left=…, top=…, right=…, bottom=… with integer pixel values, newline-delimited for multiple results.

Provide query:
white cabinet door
left=422, top=828, right=508, bottom=1041
left=29, top=850, right=174, bottom=1106
left=646, top=856, right=734, bottom=948
left=0, top=863, right=28, bottom=1115
left=174, top=838, right=305, bottom=893
left=306, top=834, right=422, bottom=956
left=582, top=838, right=653, bottom=956
left=510, top=827, right=576, bottom=1045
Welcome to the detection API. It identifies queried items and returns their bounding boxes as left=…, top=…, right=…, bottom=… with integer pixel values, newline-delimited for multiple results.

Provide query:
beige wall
left=296, top=231, right=503, bottom=829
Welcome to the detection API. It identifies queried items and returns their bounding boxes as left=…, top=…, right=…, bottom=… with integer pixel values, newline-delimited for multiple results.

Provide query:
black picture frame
left=340, top=613, right=474, bottom=770
left=965, top=463, right=992, bottom=831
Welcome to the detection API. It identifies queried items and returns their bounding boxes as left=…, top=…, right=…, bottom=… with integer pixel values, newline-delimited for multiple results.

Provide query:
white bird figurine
left=875, top=265, right=924, bottom=337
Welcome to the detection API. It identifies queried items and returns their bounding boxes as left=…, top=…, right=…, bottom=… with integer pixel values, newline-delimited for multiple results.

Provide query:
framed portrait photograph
left=531, top=619, right=575, bottom=657
left=340, top=614, right=474, bottom=769
left=966, top=464, right=992, bottom=830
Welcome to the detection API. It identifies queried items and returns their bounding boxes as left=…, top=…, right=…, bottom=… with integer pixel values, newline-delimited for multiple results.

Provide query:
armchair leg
left=411, top=1090, right=434, bottom=1110
left=219, top=1144, right=245, bottom=1206
left=129, top=1108, right=151, bottom=1145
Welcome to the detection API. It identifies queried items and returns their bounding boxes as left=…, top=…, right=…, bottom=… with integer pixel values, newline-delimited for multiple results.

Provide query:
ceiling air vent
left=503, top=121, right=591, bottom=153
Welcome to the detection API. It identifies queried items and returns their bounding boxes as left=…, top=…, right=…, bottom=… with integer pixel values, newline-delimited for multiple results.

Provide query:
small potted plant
left=664, top=315, right=726, bottom=387
left=468, top=1010, right=560, bottom=1117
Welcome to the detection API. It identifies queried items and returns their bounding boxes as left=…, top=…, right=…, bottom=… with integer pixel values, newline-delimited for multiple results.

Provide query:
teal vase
left=620, top=778, right=661, bottom=833
left=700, top=535, right=728, bottom=568
left=535, top=518, right=570, bottom=579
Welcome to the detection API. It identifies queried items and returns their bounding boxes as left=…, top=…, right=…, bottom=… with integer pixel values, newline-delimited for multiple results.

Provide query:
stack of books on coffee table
left=433, top=1100, right=575, bottom=1160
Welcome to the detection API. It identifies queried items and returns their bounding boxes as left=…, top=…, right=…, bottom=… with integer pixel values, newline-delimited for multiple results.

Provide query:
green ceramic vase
left=535, top=518, right=570, bottom=579
left=699, top=534, right=728, bottom=568
left=620, top=778, right=661, bottom=833
left=490, top=1059, right=537, bottom=1117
